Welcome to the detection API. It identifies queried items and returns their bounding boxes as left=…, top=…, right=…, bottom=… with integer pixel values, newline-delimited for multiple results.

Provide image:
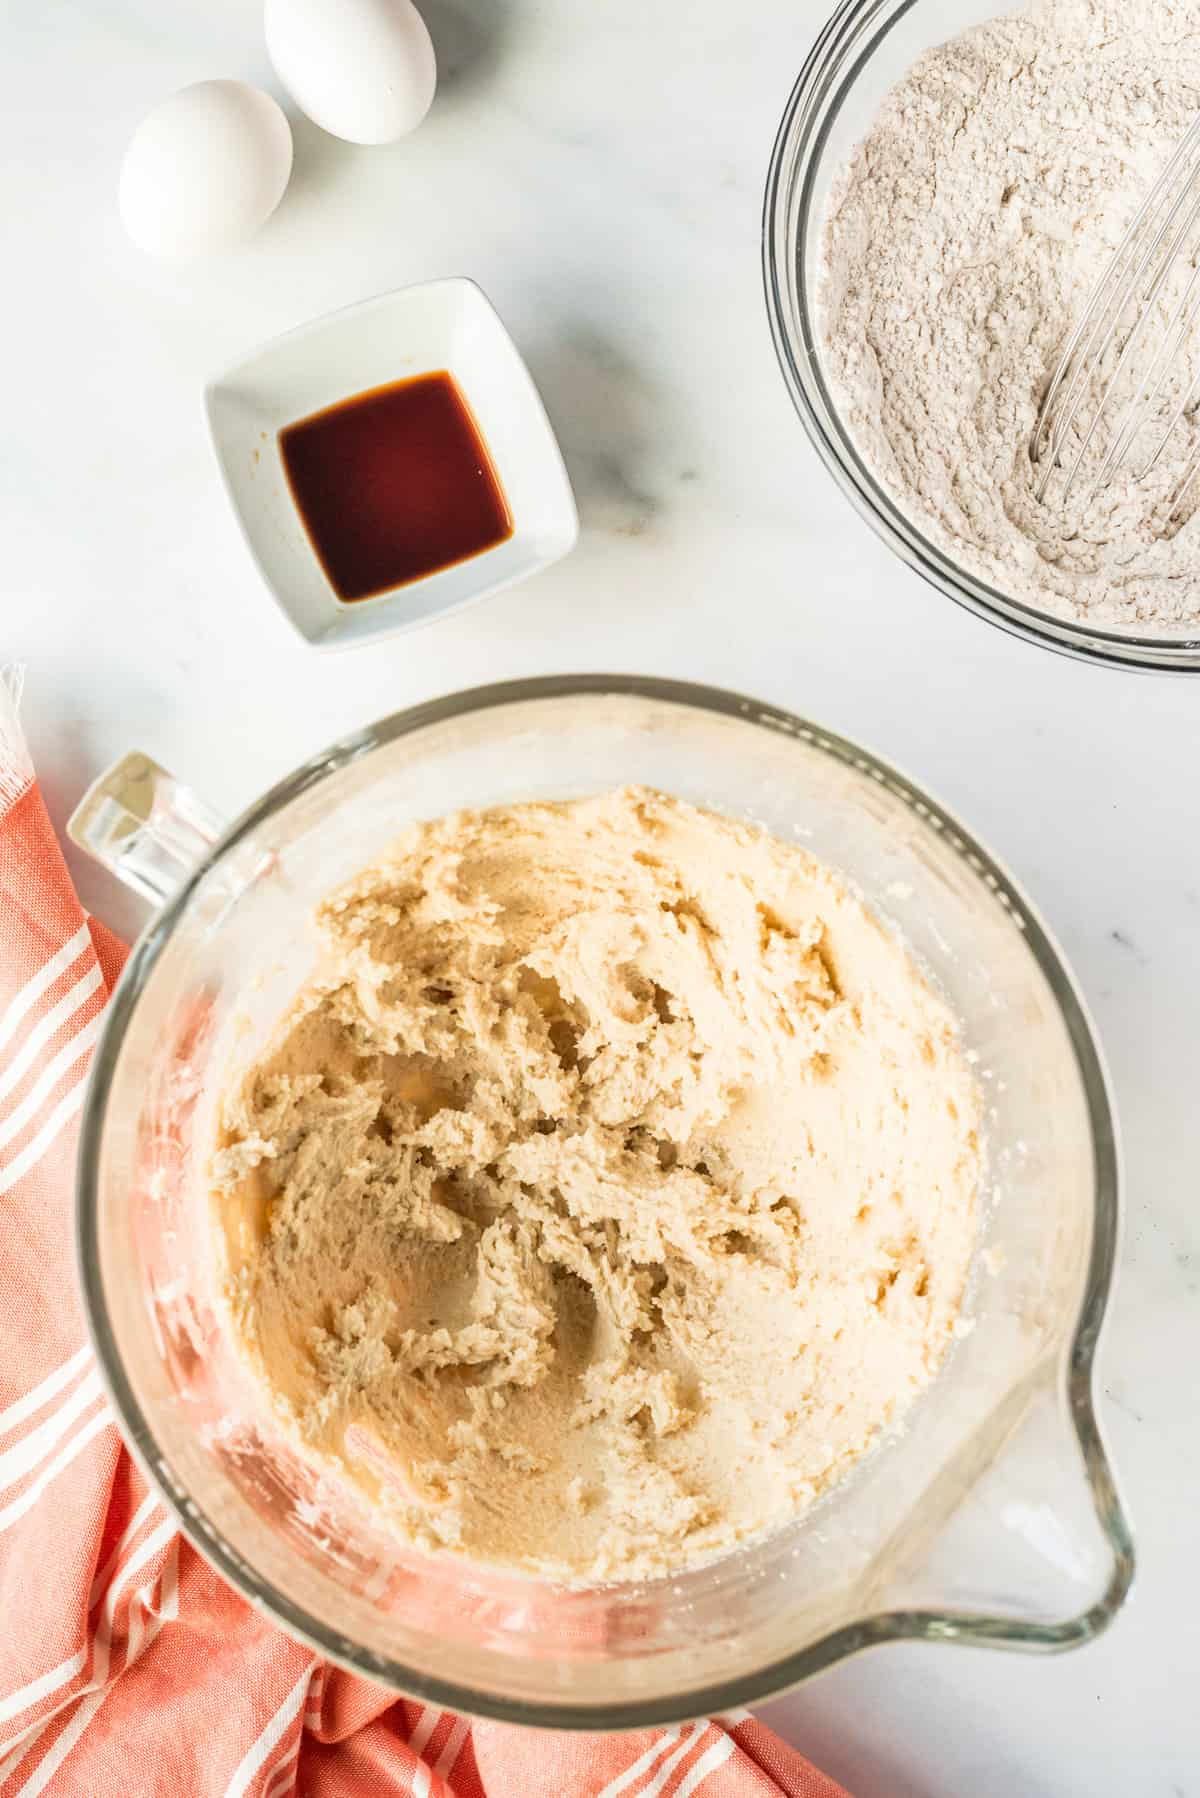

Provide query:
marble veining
left=3, top=0, right=1196, bottom=1791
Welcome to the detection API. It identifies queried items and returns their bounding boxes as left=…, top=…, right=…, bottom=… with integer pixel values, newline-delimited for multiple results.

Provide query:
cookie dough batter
left=214, top=789, right=980, bottom=1582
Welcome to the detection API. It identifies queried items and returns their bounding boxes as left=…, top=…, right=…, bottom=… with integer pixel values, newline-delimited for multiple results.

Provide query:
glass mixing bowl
left=763, top=0, right=1200, bottom=673
left=72, top=676, right=1132, bottom=1728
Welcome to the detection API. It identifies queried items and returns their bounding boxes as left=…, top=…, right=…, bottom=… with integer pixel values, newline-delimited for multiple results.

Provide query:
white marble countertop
left=4, top=1, right=1196, bottom=1792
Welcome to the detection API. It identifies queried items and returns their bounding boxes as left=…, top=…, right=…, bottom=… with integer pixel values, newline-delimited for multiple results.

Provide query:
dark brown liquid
left=279, top=372, right=512, bottom=603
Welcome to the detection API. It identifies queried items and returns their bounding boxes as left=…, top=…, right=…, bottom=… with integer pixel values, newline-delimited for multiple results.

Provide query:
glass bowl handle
left=67, top=753, right=228, bottom=906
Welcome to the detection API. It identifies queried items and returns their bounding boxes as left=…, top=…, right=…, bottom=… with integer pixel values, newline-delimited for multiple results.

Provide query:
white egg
left=119, top=80, right=293, bottom=261
left=264, top=0, right=436, bottom=146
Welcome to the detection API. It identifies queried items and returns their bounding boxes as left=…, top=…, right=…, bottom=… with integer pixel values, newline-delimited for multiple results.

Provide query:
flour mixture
left=213, top=789, right=980, bottom=1582
left=820, top=0, right=1200, bottom=633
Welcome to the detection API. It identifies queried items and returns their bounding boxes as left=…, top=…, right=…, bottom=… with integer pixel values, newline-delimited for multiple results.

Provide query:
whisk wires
left=1031, top=112, right=1200, bottom=514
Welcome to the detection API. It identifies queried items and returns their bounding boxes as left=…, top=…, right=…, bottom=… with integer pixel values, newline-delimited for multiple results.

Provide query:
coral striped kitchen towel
left=0, top=671, right=850, bottom=1798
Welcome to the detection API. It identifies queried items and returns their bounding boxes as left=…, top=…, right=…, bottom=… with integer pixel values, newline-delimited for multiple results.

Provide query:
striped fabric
left=0, top=673, right=850, bottom=1798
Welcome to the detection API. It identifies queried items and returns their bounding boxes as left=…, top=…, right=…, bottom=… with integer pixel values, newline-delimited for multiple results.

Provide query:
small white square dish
left=204, top=279, right=578, bottom=650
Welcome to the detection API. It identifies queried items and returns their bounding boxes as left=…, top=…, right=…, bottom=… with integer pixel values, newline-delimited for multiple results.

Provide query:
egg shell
left=119, top=79, right=293, bottom=261
left=264, top=0, right=436, bottom=146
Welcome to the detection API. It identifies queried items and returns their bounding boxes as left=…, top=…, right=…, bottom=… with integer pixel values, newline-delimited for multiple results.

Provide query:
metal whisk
left=1031, top=112, right=1200, bottom=511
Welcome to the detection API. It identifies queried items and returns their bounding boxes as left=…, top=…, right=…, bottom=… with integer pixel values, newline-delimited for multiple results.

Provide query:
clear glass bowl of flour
left=764, top=0, right=1200, bottom=672
left=73, top=677, right=1132, bottom=1726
